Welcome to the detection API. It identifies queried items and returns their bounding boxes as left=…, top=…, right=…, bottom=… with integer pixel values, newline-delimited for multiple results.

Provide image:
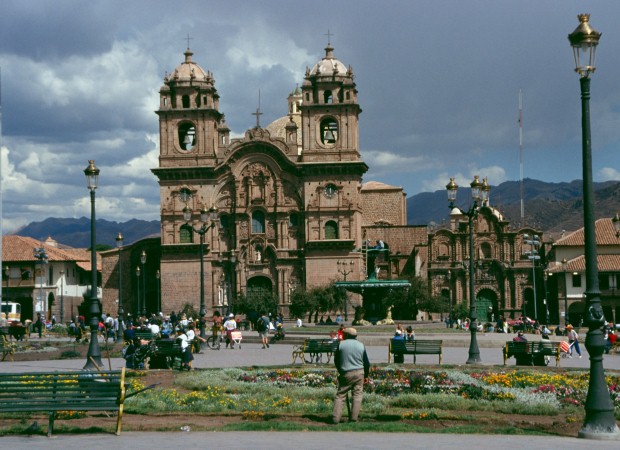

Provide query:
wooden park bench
left=0, top=368, right=153, bottom=436
left=0, top=335, right=16, bottom=361
left=292, top=339, right=339, bottom=364
left=503, top=340, right=561, bottom=367
left=388, top=339, right=443, bottom=364
left=150, top=339, right=183, bottom=369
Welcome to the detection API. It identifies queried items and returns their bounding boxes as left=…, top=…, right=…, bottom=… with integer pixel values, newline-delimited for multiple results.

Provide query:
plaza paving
left=1, top=329, right=619, bottom=446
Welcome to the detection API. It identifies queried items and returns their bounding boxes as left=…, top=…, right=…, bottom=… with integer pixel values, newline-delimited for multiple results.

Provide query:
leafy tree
left=452, top=301, right=470, bottom=321
left=234, top=291, right=278, bottom=316
left=289, top=284, right=345, bottom=323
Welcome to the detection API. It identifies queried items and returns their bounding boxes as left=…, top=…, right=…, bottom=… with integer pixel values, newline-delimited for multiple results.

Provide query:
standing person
left=332, top=327, right=370, bottom=424
left=35, top=313, right=44, bottom=338
left=566, top=324, right=582, bottom=358
left=177, top=329, right=193, bottom=371
left=223, top=313, right=237, bottom=349
left=257, top=312, right=270, bottom=349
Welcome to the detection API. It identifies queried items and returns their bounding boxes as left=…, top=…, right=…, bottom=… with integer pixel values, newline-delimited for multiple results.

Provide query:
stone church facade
left=100, top=42, right=428, bottom=318
left=427, top=202, right=547, bottom=323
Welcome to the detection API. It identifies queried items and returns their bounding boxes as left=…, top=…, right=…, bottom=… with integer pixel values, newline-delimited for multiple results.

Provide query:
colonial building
left=547, top=217, right=620, bottom=326
left=1, top=235, right=100, bottom=324
left=427, top=199, right=547, bottom=323
left=101, top=42, right=427, bottom=318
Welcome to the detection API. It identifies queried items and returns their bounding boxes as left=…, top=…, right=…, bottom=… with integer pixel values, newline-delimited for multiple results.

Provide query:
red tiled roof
left=547, top=254, right=620, bottom=273
left=2, top=235, right=101, bottom=270
left=554, top=218, right=619, bottom=246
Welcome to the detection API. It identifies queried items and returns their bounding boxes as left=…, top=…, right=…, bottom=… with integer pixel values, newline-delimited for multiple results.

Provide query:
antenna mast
left=518, top=89, right=524, bottom=225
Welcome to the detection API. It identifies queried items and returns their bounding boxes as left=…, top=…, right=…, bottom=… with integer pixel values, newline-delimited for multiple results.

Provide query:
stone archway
left=246, top=275, right=273, bottom=304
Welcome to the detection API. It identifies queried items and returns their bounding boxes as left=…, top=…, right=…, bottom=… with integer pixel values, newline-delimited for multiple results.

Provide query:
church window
left=480, top=242, right=492, bottom=259
left=252, top=210, right=265, bottom=234
left=320, top=118, right=338, bottom=144
left=182, top=95, right=190, bottom=108
left=325, top=220, right=338, bottom=239
left=438, top=243, right=450, bottom=260
left=178, top=123, right=196, bottom=151
left=289, top=212, right=299, bottom=227
left=305, top=93, right=310, bottom=102
left=324, top=90, right=333, bottom=104
left=345, top=91, right=350, bottom=101
left=180, top=224, right=193, bottom=243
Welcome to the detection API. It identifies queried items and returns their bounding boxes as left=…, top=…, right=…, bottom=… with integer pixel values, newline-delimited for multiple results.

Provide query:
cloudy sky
left=1, top=0, right=620, bottom=233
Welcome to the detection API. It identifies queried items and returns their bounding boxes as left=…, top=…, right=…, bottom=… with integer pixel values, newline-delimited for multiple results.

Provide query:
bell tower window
left=182, top=95, right=190, bottom=108
left=178, top=123, right=196, bottom=151
left=320, top=118, right=338, bottom=145
left=180, top=224, right=193, bottom=243
left=323, top=90, right=333, bottom=104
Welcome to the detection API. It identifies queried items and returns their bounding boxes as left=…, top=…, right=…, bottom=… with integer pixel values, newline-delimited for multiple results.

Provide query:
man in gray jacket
left=332, top=327, right=370, bottom=424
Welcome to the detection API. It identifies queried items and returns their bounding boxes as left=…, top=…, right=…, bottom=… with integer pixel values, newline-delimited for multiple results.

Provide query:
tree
left=289, top=284, right=345, bottom=322
left=234, top=291, right=277, bottom=316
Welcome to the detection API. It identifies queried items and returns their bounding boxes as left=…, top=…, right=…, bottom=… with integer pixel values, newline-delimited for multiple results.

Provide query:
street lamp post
left=446, top=176, right=490, bottom=364
left=140, top=251, right=146, bottom=317
left=228, top=250, right=237, bottom=314
left=524, top=234, right=541, bottom=320
left=135, top=266, right=140, bottom=318
left=116, top=232, right=124, bottom=342
left=183, top=205, right=219, bottom=341
left=33, top=247, right=49, bottom=325
left=156, top=269, right=161, bottom=314
left=568, top=14, right=619, bottom=438
left=447, top=269, right=453, bottom=327
left=59, top=270, right=64, bottom=325
left=83, top=160, right=102, bottom=370
left=3, top=266, right=9, bottom=321
left=562, top=258, right=568, bottom=327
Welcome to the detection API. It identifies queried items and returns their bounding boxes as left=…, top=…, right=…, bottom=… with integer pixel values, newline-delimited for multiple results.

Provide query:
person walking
left=332, top=327, right=370, bottom=424
left=566, top=324, right=582, bottom=358
left=223, top=313, right=237, bottom=349
left=257, top=312, right=270, bottom=348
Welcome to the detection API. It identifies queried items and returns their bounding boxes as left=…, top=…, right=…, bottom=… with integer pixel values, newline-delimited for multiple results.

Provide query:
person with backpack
left=257, top=312, right=270, bottom=349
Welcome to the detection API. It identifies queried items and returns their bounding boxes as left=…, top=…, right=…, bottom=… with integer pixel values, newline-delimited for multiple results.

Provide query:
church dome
left=308, top=43, right=350, bottom=77
left=165, top=48, right=213, bottom=86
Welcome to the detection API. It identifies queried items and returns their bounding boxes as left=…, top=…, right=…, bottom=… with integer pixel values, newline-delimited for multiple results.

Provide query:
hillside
left=13, top=217, right=160, bottom=248
left=407, top=179, right=620, bottom=233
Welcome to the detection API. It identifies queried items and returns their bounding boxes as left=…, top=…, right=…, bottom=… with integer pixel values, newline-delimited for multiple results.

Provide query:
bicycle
left=206, top=326, right=223, bottom=350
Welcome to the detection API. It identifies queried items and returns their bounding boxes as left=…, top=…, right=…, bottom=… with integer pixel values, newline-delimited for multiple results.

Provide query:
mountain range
left=407, top=178, right=620, bottom=235
left=11, top=179, right=620, bottom=248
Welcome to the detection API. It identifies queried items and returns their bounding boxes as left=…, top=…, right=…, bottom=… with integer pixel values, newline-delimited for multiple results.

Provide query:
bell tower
left=300, top=42, right=361, bottom=163
left=156, top=48, right=227, bottom=169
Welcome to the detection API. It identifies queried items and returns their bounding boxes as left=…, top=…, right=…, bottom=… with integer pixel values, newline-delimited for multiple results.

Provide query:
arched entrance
left=247, top=275, right=273, bottom=305
left=568, top=301, right=585, bottom=327
left=476, top=289, right=497, bottom=323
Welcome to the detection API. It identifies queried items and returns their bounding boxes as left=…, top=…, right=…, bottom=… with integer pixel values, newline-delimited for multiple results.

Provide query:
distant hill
left=407, top=178, right=620, bottom=234
left=13, top=217, right=160, bottom=248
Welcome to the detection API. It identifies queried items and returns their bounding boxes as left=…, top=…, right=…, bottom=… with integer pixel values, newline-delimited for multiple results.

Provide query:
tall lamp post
left=568, top=14, right=619, bottom=438
left=446, top=175, right=489, bottom=364
left=562, top=258, right=568, bottom=327
left=116, top=232, right=124, bottom=342
left=33, top=247, right=49, bottom=323
left=140, top=251, right=146, bottom=317
left=183, top=205, right=219, bottom=341
left=3, top=266, right=9, bottom=321
left=135, top=266, right=141, bottom=318
left=156, top=269, right=161, bottom=314
left=524, top=234, right=540, bottom=320
left=59, top=270, right=64, bottom=325
left=83, top=160, right=102, bottom=370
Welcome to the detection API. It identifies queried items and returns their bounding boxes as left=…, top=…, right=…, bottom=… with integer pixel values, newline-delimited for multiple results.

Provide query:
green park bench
left=503, top=340, right=561, bottom=367
left=0, top=368, right=152, bottom=436
left=292, top=339, right=339, bottom=364
left=388, top=339, right=443, bottom=365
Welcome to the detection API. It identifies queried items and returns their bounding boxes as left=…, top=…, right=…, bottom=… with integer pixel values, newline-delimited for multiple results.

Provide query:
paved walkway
left=0, top=431, right=610, bottom=448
